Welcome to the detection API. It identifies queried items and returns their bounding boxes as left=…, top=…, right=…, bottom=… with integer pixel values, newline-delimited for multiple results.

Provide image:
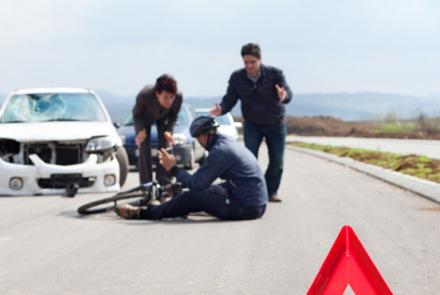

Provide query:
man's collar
left=244, top=64, right=265, bottom=82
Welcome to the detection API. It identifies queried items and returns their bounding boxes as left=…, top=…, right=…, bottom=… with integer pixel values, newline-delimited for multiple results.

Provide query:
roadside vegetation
left=289, top=141, right=440, bottom=184
left=376, top=121, right=416, bottom=134
left=234, top=115, right=440, bottom=139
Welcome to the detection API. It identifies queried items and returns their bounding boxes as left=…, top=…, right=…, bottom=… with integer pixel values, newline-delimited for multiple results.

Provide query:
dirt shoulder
left=286, top=116, right=440, bottom=139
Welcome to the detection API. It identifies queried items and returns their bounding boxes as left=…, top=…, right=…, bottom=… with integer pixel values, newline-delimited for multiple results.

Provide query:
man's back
left=212, top=134, right=268, bottom=206
left=175, top=133, right=268, bottom=207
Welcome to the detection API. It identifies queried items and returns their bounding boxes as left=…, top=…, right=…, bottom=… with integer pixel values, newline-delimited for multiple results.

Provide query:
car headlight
left=173, top=133, right=187, bottom=145
left=86, top=136, right=118, bottom=153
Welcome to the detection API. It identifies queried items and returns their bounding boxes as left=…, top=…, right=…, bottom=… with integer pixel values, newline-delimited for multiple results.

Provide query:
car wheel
left=116, top=146, right=129, bottom=187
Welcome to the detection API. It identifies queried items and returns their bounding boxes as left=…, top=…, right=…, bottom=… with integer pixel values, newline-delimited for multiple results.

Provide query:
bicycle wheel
left=77, top=191, right=150, bottom=215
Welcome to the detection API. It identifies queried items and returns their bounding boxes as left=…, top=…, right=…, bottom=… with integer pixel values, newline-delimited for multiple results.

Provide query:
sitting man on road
left=115, top=116, right=268, bottom=221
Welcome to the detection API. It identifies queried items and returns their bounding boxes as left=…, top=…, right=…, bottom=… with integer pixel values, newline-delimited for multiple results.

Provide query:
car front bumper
left=0, top=154, right=120, bottom=196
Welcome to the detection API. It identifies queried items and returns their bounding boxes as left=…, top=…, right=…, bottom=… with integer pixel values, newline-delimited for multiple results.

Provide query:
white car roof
left=195, top=108, right=211, bottom=112
left=12, top=88, right=92, bottom=95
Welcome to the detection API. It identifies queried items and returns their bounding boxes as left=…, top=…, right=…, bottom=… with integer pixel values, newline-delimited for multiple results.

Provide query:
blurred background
left=1, top=0, right=439, bottom=138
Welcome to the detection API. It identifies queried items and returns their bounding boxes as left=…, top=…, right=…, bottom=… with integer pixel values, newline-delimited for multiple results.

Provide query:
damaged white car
left=0, top=88, right=129, bottom=197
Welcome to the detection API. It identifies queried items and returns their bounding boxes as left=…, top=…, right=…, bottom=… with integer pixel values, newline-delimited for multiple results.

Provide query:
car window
left=188, top=105, right=196, bottom=119
left=177, top=109, right=188, bottom=125
left=124, top=115, right=134, bottom=126
left=0, top=93, right=107, bottom=123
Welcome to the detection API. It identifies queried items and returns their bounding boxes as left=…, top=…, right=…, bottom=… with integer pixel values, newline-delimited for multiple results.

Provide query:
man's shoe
left=115, top=204, right=142, bottom=219
left=269, top=195, right=282, bottom=203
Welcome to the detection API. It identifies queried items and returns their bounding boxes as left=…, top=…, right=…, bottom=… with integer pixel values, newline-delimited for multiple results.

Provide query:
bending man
left=132, top=74, right=182, bottom=184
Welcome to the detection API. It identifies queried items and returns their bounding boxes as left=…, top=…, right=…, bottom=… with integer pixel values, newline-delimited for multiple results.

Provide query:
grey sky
left=1, top=0, right=439, bottom=96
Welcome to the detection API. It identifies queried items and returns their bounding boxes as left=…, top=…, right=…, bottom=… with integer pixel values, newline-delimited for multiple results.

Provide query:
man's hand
left=158, top=148, right=177, bottom=171
left=135, top=129, right=147, bottom=147
left=164, top=131, right=175, bottom=145
left=275, top=84, right=287, bottom=102
left=210, top=103, right=222, bottom=116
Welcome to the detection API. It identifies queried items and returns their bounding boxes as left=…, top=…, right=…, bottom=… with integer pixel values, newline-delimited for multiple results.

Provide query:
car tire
left=116, top=146, right=129, bottom=187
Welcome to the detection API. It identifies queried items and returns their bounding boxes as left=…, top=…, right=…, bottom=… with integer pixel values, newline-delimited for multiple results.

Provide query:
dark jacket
left=220, top=64, right=293, bottom=126
left=174, top=133, right=268, bottom=206
left=132, top=86, right=183, bottom=134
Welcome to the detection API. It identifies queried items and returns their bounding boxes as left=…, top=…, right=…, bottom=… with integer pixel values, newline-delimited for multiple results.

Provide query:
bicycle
left=77, top=179, right=183, bottom=215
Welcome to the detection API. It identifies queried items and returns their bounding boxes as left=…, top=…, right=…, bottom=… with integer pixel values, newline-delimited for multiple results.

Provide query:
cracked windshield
left=0, top=93, right=106, bottom=123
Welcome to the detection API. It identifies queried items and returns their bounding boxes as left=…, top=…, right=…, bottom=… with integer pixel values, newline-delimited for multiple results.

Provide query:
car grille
left=23, top=142, right=86, bottom=165
left=37, top=174, right=96, bottom=189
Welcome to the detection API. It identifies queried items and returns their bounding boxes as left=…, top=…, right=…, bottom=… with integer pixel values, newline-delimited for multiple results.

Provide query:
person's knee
left=245, top=142, right=259, bottom=157
left=268, top=158, right=284, bottom=170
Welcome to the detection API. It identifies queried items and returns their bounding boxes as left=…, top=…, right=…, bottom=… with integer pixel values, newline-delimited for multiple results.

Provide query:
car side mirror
left=113, top=122, right=121, bottom=129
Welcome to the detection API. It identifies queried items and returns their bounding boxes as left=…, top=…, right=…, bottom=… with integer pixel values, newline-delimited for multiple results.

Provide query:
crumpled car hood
left=0, top=121, right=118, bottom=142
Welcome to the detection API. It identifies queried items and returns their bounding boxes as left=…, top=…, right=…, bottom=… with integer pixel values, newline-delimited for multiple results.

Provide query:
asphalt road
left=288, top=135, right=440, bottom=159
left=1, top=147, right=440, bottom=294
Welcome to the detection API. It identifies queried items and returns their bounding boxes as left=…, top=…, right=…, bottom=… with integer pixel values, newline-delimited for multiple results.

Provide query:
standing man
left=211, top=43, right=293, bottom=202
left=133, top=74, right=183, bottom=184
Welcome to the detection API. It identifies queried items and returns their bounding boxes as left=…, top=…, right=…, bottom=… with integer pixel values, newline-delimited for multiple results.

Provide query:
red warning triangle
left=307, top=225, right=393, bottom=295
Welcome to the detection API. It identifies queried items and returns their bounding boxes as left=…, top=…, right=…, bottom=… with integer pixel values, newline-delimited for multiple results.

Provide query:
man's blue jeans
left=244, top=122, right=287, bottom=198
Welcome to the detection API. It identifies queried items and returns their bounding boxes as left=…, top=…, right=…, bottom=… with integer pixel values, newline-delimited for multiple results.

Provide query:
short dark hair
left=241, top=43, right=261, bottom=59
left=154, top=74, right=177, bottom=94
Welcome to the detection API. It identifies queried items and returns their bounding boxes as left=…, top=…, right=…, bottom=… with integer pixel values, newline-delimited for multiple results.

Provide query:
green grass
left=289, top=141, right=440, bottom=184
left=376, top=122, right=416, bottom=134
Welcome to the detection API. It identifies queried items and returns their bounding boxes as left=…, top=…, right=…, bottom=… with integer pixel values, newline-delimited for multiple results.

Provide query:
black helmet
left=190, top=116, right=219, bottom=137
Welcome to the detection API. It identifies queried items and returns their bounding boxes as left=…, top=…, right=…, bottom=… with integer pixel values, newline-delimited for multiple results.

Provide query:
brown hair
left=241, top=43, right=261, bottom=59
left=154, top=74, right=177, bottom=94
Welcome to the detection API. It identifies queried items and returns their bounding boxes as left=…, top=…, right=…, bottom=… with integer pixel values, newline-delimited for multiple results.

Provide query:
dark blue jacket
left=220, top=64, right=293, bottom=126
left=174, top=133, right=268, bottom=206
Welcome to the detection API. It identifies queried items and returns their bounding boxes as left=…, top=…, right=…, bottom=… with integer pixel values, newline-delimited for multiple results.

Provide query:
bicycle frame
left=77, top=179, right=183, bottom=215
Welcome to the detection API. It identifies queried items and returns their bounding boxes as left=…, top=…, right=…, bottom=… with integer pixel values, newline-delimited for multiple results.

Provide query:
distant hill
left=288, top=92, right=440, bottom=121
left=1, top=90, right=439, bottom=123
left=184, top=92, right=440, bottom=121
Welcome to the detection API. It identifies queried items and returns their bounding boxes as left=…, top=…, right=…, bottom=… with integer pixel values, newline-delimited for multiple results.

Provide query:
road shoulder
left=287, top=146, right=440, bottom=205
